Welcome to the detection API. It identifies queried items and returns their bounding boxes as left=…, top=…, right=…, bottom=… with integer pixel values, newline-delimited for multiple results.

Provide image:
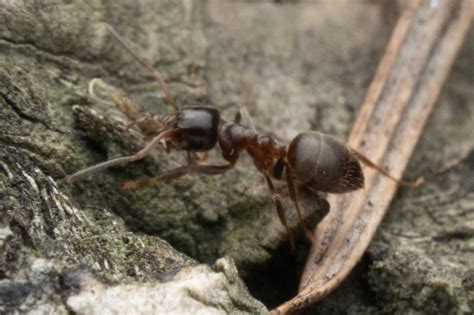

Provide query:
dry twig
left=272, top=0, right=473, bottom=313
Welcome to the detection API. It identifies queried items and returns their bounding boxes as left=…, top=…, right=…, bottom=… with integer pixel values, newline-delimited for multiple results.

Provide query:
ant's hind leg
left=284, top=164, right=316, bottom=243
left=67, top=128, right=182, bottom=184
left=263, top=173, right=296, bottom=254
left=121, top=162, right=234, bottom=190
left=350, top=148, right=424, bottom=188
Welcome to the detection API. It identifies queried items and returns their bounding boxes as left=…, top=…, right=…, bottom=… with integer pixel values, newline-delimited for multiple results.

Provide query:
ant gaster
left=68, top=25, right=422, bottom=252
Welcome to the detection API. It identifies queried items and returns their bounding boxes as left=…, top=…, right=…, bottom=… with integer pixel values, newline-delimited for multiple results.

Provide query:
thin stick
left=105, top=24, right=180, bottom=112
left=272, top=1, right=473, bottom=314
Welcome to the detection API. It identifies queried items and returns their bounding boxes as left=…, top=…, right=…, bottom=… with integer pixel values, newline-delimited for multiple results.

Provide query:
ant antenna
left=104, top=23, right=180, bottom=112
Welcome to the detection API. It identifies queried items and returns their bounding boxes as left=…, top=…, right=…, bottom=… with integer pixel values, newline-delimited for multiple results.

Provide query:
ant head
left=170, top=106, right=220, bottom=151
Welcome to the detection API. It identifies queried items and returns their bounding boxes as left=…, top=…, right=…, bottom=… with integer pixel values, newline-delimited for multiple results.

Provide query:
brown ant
left=68, top=25, right=422, bottom=252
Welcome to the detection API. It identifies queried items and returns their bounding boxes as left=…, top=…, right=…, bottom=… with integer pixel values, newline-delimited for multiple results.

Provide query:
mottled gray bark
left=1, top=0, right=473, bottom=314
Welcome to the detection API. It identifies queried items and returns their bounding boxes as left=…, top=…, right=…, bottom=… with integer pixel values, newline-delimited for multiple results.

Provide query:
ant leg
left=263, top=173, right=296, bottom=254
left=196, top=152, right=209, bottom=163
left=67, top=128, right=182, bottom=184
left=121, top=163, right=234, bottom=190
left=122, top=165, right=192, bottom=190
left=187, top=152, right=208, bottom=164
left=350, top=148, right=424, bottom=188
left=284, top=164, right=316, bottom=243
left=234, top=106, right=257, bottom=133
left=105, top=24, right=180, bottom=112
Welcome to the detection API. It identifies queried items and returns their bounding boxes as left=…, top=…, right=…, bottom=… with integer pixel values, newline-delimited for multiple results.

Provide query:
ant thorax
left=218, top=120, right=286, bottom=173
left=218, top=122, right=257, bottom=163
left=247, top=135, right=287, bottom=174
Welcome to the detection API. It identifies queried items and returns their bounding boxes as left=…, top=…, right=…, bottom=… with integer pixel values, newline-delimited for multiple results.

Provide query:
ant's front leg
left=121, top=162, right=234, bottom=190
left=263, top=173, right=296, bottom=254
left=67, top=128, right=182, bottom=184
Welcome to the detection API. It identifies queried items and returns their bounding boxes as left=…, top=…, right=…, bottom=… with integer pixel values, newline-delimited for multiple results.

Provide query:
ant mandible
left=67, top=24, right=422, bottom=253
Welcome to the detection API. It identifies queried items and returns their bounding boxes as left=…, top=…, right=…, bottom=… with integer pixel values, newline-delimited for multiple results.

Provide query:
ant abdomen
left=174, top=106, right=220, bottom=151
left=287, top=131, right=364, bottom=193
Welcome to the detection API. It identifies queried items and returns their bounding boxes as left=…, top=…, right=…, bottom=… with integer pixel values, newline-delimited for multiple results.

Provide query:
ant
left=67, top=24, right=422, bottom=253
